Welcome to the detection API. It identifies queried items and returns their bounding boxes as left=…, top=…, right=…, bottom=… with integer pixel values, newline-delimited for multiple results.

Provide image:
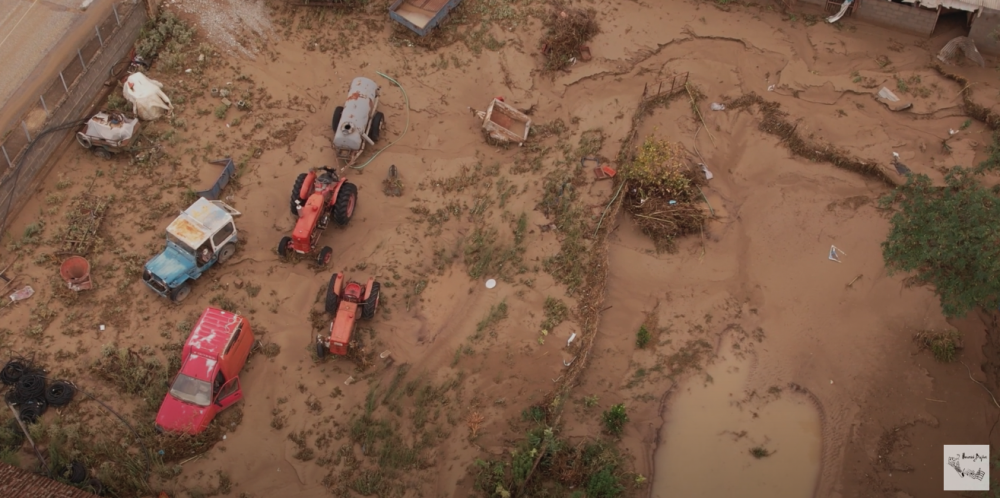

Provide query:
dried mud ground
left=1, top=1, right=999, bottom=497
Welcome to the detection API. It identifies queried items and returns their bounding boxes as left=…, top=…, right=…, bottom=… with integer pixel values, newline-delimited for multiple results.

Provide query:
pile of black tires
left=1, top=357, right=76, bottom=424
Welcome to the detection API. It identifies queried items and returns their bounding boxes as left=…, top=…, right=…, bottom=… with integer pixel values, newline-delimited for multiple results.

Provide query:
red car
left=155, top=307, right=255, bottom=435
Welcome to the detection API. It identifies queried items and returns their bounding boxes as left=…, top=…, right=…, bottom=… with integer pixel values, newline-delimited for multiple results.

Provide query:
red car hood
left=155, top=394, right=212, bottom=435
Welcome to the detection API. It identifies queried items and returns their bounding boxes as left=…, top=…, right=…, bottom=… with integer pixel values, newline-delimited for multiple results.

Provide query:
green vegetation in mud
left=635, top=325, right=651, bottom=349
left=324, top=370, right=464, bottom=496
left=473, top=412, right=640, bottom=498
left=540, top=130, right=606, bottom=295
left=915, top=329, right=962, bottom=362
left=602, top=403, right=629, bottom=437
left=880, top=146, right=1000, bottom=318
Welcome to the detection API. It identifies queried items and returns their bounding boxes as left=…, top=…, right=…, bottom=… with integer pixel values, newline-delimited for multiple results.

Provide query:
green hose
left=350, top=71, right=410, bottom=171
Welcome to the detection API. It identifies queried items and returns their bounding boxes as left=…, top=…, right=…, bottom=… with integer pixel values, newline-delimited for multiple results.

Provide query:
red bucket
left=60, top=256, right=92, bottom=291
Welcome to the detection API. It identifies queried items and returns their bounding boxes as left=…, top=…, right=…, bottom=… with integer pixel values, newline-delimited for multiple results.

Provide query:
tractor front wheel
left=333, top=182, right=358, bottom=226
left=217, top=243, right=236, bottom=264
left=290, top=173, right=308, bottom=216
left=361, top=282, right=380, bottom=320
left=171, top=283, right=192, bottom=303
left=94, top=148, right=112, bottom=160
left=316, top=341, right=327, bottom=360
left=317, top=246, right=333, bottom=266
left=325, top=272, right=343, bottom=314
left=278, top=236, right=293, bottom=258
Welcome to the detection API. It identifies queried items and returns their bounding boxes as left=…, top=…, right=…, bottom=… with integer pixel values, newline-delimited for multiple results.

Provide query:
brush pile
left=621, top=137, right=708, bottom=251
left=541, top=6, right=600, bottom=72
left=723, top=93, right=895, bottom=185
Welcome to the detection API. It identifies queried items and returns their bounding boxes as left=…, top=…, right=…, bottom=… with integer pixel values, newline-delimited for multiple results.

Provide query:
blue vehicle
left=143, top=198, right=241, bottom=303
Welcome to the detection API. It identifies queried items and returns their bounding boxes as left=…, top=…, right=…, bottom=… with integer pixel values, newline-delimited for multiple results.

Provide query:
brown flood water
left=653, top=340, right=822, bottom=498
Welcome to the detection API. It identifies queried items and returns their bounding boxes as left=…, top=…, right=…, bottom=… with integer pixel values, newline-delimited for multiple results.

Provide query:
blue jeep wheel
left=171, top=283, right=192, bottom=303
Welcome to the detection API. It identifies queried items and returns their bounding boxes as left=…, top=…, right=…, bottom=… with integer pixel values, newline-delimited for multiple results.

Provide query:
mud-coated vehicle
left=279, top=166, right=358, bottom=266
left=155, top=307, right=255, bottom=435
left=76, top=111, right=140, bottom=159
left=316, top=273, right=380, bottom=358
left=332, top=77, right=385, bottom=166
left=143, top=198, right=241, bottom=303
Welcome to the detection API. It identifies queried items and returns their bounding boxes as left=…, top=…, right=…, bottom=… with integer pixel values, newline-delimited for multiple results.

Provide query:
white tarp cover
left=82, top=112, right=138, bottom=144
left=123, top=72, right=173, bottom=121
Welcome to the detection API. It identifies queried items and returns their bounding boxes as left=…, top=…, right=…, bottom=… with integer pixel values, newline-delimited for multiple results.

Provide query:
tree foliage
left=880, top=165, right=1000, bottom=317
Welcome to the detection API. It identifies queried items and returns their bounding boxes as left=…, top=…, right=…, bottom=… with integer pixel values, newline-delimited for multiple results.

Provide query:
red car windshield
left=169, top=373, right=213, bottom=407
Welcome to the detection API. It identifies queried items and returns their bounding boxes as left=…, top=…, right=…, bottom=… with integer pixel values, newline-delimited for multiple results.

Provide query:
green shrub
left=601, top=403, right=628, bottom=436
left=635, top=325, right=651, bottom=349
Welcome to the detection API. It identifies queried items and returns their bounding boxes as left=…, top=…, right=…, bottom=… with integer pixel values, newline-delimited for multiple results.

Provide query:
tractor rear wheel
left=290, top=173, right=308, bottom=216
left=317, top=246, right=333, bottom=266
left=332, top=106, right=344, bottom=131
left=325, top=272, right=343, bottom=314
left=171, top=283, right=192, bottom=303
left=361, top=282, right=380, bottom=320
left=333, top=182, right=358, bottom=226
left=94, top=148, right=112, bottom=160
left=278, top=236, right=292, bottom=258
left=217, top=243, right=236, bottom=264
left=369, top=112, right=384, bottom=142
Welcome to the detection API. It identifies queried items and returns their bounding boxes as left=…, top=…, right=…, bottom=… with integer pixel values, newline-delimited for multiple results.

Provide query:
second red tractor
left=279, top=167, right=357, bottom=266
left=316, top=273, right=380, bottom=358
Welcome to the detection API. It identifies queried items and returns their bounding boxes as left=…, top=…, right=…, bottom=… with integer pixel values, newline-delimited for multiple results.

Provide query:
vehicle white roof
left=166, top=197, right=233, bottom=249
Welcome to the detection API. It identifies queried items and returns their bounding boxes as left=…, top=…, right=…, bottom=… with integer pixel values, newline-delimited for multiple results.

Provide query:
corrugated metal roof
left=900, top=0, right=1000, bottom=11
left=0, top=463, right=100, bottom=498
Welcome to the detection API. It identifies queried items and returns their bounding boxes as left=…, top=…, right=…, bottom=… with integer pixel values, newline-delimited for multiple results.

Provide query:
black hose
left=44, top=381, right=75, bottom=407
left=0, top=359, right=30, bottom=385
left=0, top=117, right=92, bottom=236
left=72, top=384, right=152, bottom=481
left=18, top=400, right=46, bottom=424
left=14, top=374, right=46, bottom=402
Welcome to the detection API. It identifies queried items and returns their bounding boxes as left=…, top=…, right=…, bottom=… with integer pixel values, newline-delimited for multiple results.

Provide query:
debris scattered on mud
left=541, top=5, right=600, bottom=71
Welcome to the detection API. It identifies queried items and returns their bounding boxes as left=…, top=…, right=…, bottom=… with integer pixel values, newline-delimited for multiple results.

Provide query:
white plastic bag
left=123, top=72, right=173, bottom=121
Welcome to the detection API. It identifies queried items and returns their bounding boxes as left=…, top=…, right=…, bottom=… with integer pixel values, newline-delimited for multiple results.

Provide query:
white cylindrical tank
left=333, top=77, right=380, bottom=151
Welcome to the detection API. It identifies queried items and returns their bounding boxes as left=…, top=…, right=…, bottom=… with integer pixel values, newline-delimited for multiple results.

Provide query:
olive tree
left=880, top=166, right=1000, bottom=318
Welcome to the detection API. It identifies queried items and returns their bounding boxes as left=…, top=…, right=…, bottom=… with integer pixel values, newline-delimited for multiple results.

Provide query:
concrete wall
left=855, top=0, right=940, bottom=36
left=970, top=9, right=1000, bottom=56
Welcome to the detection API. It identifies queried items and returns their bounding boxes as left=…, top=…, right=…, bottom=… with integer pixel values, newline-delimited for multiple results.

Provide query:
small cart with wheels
left=76, top=111, right=140, bottom=159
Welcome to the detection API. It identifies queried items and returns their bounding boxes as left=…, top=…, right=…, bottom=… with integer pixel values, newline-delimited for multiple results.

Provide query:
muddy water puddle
left=653, top=346, right=822, bottom=498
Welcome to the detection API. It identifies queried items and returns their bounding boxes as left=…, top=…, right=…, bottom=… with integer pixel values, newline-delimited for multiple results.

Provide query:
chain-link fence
left=0, top=0, right=149, bottom=237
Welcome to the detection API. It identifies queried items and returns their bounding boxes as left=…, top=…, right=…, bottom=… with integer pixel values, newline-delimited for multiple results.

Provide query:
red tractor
left=316, top=273, right=380, bottom=358
left=278, top=167, right=357, bottom=266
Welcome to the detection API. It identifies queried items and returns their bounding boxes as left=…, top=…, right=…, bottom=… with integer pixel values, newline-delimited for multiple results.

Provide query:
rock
left=234, top=279, right=244, bottom=289
left=221, top=98, right=232, bottom=107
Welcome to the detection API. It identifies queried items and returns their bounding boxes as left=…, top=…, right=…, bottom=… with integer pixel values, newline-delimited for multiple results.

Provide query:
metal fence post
left=59, top=71, right=68, bottom=92
left=78, top=49, right=86, bottom=70
left=21, top=122, right=31, bottom=142
left=95, top=26, right=103, bottom=47
left=113, top=4, right=120, bottom=26
left=40, top=96, right=49, bottom=117
left=1, top=145, right=10, bottom=169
